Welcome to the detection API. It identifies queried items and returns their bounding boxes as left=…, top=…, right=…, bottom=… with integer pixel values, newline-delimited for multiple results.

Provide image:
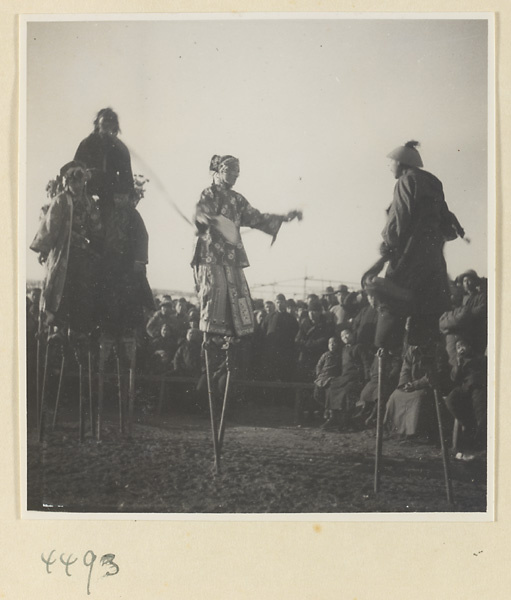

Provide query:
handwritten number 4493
left=41, top=549, right=119, bottom=595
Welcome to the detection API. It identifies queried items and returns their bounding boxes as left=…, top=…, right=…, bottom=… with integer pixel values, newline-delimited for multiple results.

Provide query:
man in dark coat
left=365, top=140, right=463, bottom=349
left=295, top=299, right=335, bottom=381
left=263, top=293, right=299, bottom=382
left=74, top=107, right=134, bottom=220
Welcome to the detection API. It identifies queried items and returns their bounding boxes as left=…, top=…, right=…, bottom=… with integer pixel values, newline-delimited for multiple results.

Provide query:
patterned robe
left=30, top=190, right=102, bottom=332
left=192, top=182, right=284, bottom=337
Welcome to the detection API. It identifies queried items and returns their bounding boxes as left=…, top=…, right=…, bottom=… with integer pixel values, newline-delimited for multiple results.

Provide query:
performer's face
left=98, top=115, right=118, bottom=137
left=220, top=163, right=240, bottom=187
left=65, top=167, right=86, bottom=196
left=389, top=159, right=402, bottom=179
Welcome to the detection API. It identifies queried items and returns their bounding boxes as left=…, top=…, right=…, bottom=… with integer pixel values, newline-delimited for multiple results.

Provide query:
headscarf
left=209, top=154, right=239, bottom=173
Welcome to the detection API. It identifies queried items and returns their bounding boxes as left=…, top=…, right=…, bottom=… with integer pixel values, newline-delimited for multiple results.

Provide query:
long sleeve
left=238, top=194, right=284, bottom=240
left=30, top=194, right=67, bottom=256
left=382, top=175, right=415, bottom=249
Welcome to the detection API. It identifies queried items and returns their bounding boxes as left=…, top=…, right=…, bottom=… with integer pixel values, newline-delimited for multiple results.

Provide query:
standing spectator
left=295, top=298, right=334, bottom=381
left=351, top=291, right=378, bottom=349
left=439, top=269, right=487, bottom=368
left=286, top=298, right=298, bottom=320
left=323, top=326, right=371, bottom=430
left=263, top=293, right=299, bottom=382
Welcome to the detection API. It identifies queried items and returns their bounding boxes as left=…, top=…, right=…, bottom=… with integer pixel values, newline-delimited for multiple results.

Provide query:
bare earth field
left=26, top=390, right=487, bottom=515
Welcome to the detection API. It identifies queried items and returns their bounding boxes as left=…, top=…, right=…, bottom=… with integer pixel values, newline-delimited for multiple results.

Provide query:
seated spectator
left=174, top=297, right=191, bottom=340
left=314, top=336, right=342, bottom=408
left=148, top=323, right=179, bottom=373
left=146, top=296, right=179, bottom=339
left=322, top=326, right=371, bottom=430
left=444, top=337, right=487, bottom=459
left=384, top=345, right=436, bottom=440
left=172, top=328, right=202, bottom=377
left=356, top=346, right=402, bottom=425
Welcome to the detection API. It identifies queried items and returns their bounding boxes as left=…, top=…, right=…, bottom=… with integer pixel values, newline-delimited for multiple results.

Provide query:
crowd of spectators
left=26, top=267, right=488, bottom=457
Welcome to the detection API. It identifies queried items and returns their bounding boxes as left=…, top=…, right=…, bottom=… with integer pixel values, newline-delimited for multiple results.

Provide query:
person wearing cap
left=30, top=160, right=102, bottom=335
left=330, top=285, right=357, bottom=327
left=74, top=107, right=134, bottom=220
left=439, top=269, right=487, bottom=366
left=370, top=140, right=462, bottom=348
left=323, top=286, right=338, bottom=310
left=146, top=296, right=179, bottom=340
left=191, top=154, right=302, bottom=338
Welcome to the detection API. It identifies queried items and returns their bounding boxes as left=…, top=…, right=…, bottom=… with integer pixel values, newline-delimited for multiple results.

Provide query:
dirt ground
left=26, top=384, right=487, bottom=515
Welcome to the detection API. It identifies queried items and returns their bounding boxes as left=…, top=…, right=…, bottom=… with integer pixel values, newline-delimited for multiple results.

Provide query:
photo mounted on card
left=19, top=13, right=494, bottom=520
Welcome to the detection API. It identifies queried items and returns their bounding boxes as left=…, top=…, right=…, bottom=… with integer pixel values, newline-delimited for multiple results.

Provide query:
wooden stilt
left=374, top=348, right=385, bottom=494
left=116, top=355, right=123, bottom=434
left=204, top=338, right=220, bottom=474
left=433, top=388, right=454, bottom=504
left=78, top=363, right=84, bottom=442
left=88, top=350, right=94, bottom=436
left=52, top=354, right=66, bottom=430
left=38, top=340, right=51, bottom=443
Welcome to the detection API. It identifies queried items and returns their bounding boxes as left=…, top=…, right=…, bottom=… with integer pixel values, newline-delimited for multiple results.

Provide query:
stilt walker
left=30, top=160, right=103, bottom=442
left=362, top=139, right=466, bottom=503
left=192, top=154, right=302, bottom=474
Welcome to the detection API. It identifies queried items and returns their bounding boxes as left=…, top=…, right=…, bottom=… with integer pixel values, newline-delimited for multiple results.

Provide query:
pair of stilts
left=373, top=347, right=454, bottom=504
left=36, top=317, right=136, bottom=442
left=202, top=334, right=235, bottom=474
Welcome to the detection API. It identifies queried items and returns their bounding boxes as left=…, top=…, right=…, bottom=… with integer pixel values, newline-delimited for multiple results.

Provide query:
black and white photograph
left=20, top=13, right=494, bottom=517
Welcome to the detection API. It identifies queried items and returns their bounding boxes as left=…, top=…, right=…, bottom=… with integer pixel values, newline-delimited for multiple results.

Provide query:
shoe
left=455, top=452, right=475, bottom=462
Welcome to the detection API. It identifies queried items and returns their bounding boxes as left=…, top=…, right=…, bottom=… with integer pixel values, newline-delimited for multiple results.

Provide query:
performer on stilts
left=362, top=141, right=465, bottom=502
left=30, top=160, right=103, bottom=441
left=191, top=154, right=302, bottom=473
left=74, top=107, right=154, bottom=439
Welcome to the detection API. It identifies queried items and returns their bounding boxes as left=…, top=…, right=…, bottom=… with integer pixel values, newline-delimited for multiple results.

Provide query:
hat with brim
left=335, top=285, right=348, bottom=294
left=457, top=269, right=480, bottom=284
left=60, top=160, right=86, bottom=177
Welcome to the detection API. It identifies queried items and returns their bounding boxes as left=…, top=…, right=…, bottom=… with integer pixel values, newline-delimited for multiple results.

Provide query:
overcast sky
left=22, top=15, right=491, bottom=299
